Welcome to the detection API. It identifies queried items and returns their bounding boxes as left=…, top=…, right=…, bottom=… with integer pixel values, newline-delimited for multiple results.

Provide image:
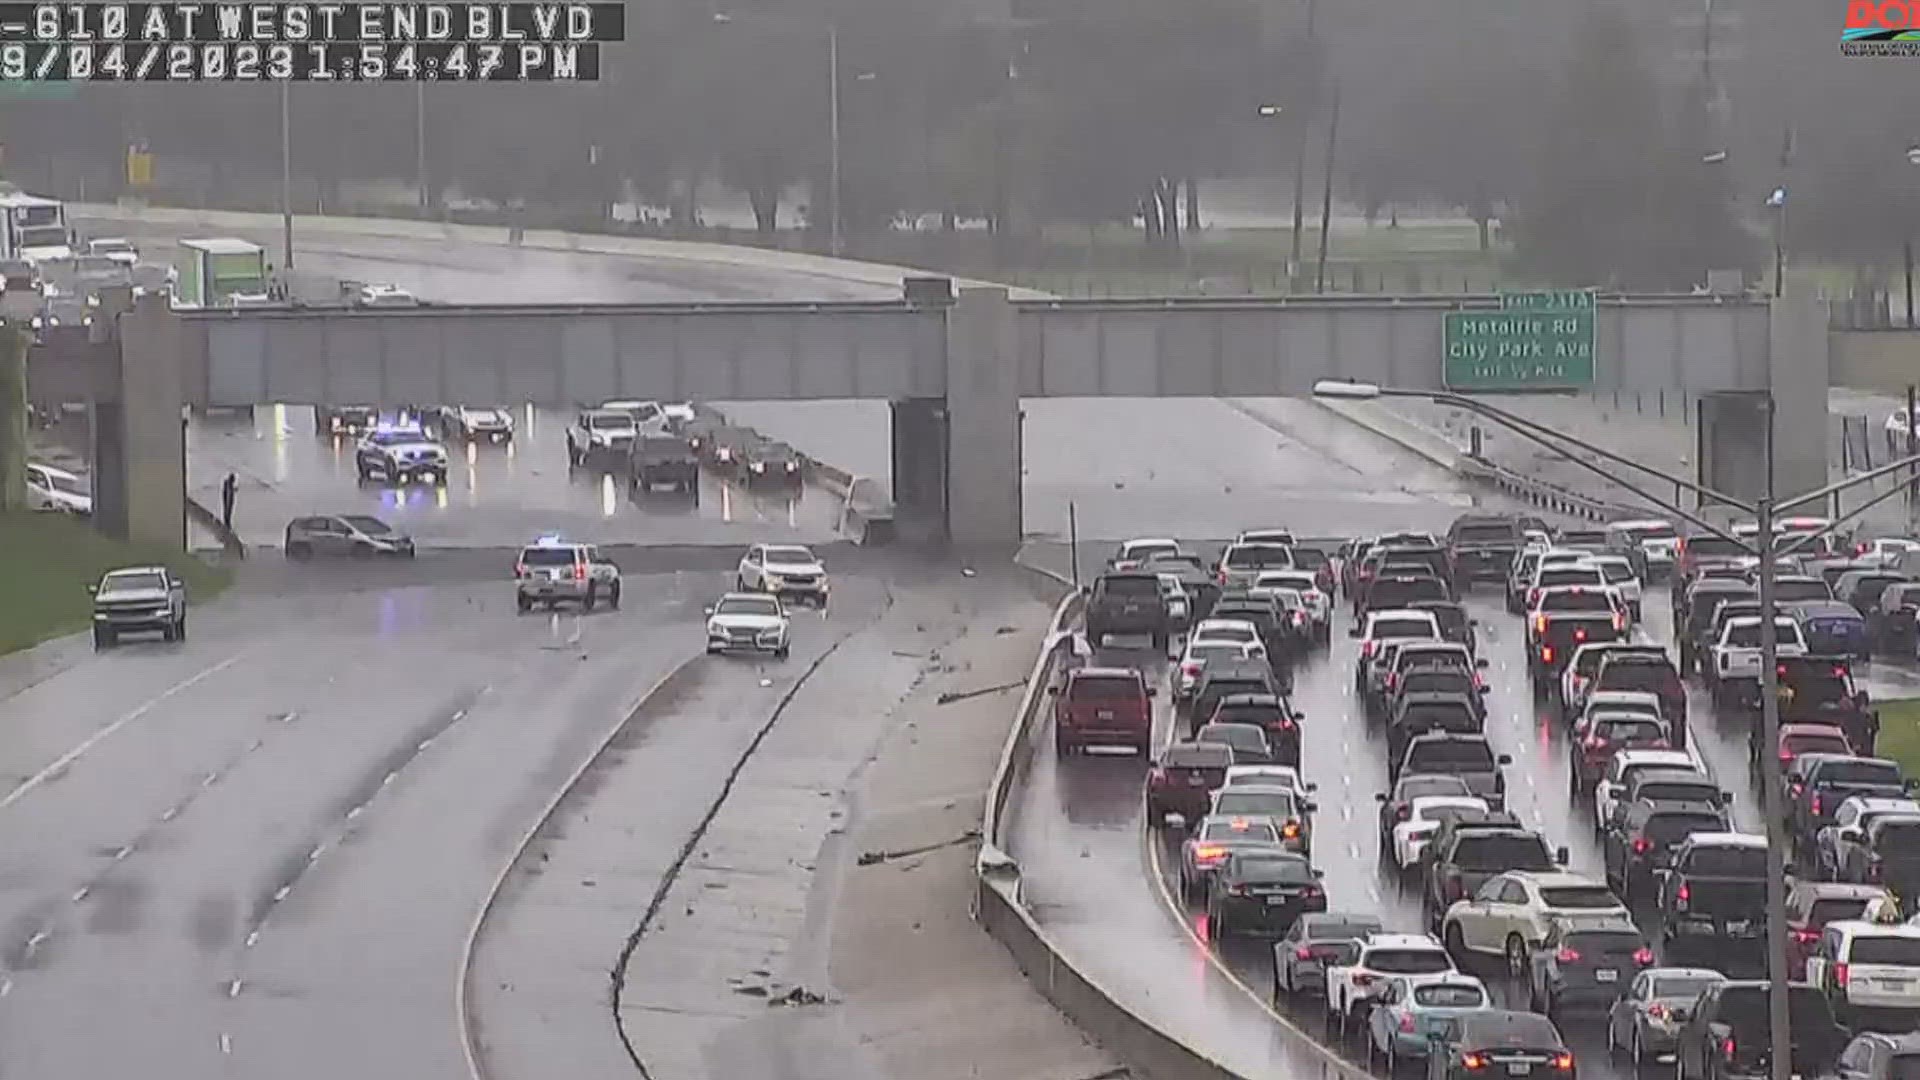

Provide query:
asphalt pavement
left=184, top=404, right=845, bottom=551
left=0, top=561, right=765, bottom=1077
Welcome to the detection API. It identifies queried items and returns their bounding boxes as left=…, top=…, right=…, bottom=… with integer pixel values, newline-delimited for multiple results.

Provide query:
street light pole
left=827, top=21, right=843, bottom=257
left=279, top=79, right=294, bottom=272
left=415, top=82, right=428, bottom=212
left=1315, top=79, right=1339, bottom=294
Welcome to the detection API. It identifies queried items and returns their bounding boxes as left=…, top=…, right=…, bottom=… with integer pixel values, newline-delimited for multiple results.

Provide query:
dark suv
left=1674, top=981, right=1845, bottom=1080
left=1447, top=515, right=1525, bottom=584
left=1085, top=571, right=1173, bottom=650
left=1051, top=666, right=1155, bottom=755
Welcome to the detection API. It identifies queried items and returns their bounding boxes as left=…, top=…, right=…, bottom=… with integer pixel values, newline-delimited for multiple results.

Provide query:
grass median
left=1877, top=698, right=1920, bottom=776
left=0, top=511, right=231, bottom=656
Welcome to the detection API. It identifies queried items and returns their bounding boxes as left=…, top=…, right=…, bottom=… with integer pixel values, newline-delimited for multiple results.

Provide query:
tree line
left=0, top=0, right=1904, bottom=289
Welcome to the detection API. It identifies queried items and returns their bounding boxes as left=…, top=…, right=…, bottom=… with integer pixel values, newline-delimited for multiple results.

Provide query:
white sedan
left=1223, top=764, right=1313, bottom=796
left=1593, top=748, right=1708, bottom=826
left=1189, top=618, right=1265, bottom=651
left=1391, top=795, right=1488, bottom=871
left=705, top=592, right=792, bottom=657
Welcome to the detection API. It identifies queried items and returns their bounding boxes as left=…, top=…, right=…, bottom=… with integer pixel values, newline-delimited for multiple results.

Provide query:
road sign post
left=1442, top=290, right=1597, bottom=391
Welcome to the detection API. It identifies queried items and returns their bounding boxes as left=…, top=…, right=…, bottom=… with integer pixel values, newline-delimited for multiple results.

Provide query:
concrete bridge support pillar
left=889, top=397, right=947, bottom=543
left=1696, top=390, right=1770, bottom=510
left=93, top=294, right=185, bottom=548
left=943, top=287, right=1022, bottom=560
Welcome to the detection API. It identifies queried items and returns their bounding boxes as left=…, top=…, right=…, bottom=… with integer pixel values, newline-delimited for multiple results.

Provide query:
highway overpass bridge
left=25, top=283, right=1861, bottom=555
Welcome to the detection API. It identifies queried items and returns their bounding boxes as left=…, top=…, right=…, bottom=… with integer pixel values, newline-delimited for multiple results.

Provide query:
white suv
left=514, top=538, right=622, bottom=613
left=1324, top=933, right=1455, bottom=1043
left=736, top=543, right=830, bottom=607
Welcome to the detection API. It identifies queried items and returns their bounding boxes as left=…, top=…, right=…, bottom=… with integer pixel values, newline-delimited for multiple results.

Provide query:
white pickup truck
left=1709, top=616, right=1806, bottom=710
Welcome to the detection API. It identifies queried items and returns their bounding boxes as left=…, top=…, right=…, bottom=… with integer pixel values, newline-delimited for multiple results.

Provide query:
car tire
left=93, top=627, right=113, bottom=650
left=175, top=616, right=187, bottom=642
left=161, top=623, right=176, bottom=643
left=775, top=645, right=790, bottom=659
left=609, top=584, right=622, bottom=610
left=1505, top=934, right=1529, bottom=979
left=515, top=594, right=531, bottom=615
left=287, top=542, right=312, bottom=561
left=584, top=584, right=597, bottom=612
left=1444, top=923, right=1469, bottom=966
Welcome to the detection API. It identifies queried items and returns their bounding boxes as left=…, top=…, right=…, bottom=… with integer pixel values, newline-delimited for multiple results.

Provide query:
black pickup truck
left=628, top=434, right=701, bottom=498
left=1656, top=833, right=1771, bottom=962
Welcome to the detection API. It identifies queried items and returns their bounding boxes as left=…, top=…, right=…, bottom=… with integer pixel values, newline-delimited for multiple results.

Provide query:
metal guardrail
left=1463, top=454, right=1648, bottom=524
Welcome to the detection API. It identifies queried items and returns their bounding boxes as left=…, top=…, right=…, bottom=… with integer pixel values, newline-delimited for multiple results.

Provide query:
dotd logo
left=1843, top=0, right=1920, bottom=54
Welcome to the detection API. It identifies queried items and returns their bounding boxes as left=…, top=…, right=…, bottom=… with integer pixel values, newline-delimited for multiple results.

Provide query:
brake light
left=1354, top=972, right=1377, bottom=988
left=1858, top=542, right=1871, bottom=556
left=1778, top=664, right=1789, bottom=678
left=1295, top=946, right=1314, bottom=960
left=514, top=562, right=527, bottom=577
left=1633, top=837, right=1651, bottom=855
left=1473, top=673, right=1486, bottom=690
left=1585, top=734, right=1606, bottom=749
left=1575, top=627, right=1588, bottom=642
left=1555, top=947, right=1580, bottom=963
left=572, top=563, right=585, bottom=580
left=1834, top=664, right=1849, bottom=678
left=1614, top=613, right=1627, bottom=632
left=1835, top=962, right=1851, bottom=988
left=1362, top=641, right=1377, bottom=658
left=1534, top=614, right=1548, bottom=635
left=1302, top=885, right=1322, bottom=898
left=1552, top=1053, right=1575, bottom=1072
left=1399, top=1012, right=1416, bottom=1033
left=1633, top=947, right=1654, bottom=966
left=1229, top=883, right=1251, bottom=896
left=1794, top=928, right=1820, bottom=944
left=1293, top=611, right=1306, bottom=625
left=1148, top=767, right=1167, bottom=784
left=1541, top=646, right=1555, bottom=664
left=1812, top=794, right=1825, bottom=816
left=1217, top=571, right=1228, bottom=585
left=1677, top=883, right=1691, bottom=905
left=1282, top=821, right=1302, bottom=839
left=1462, top=1053, right=1488, bottom=1071
left=1529, top=588, right=1542, bottom=608
left=1386, top=674, right=1398, bottom=692
left=1721, top=1036, right=1736, bottom=1059
left=1780, top=751, right=1795, bottom=763
left=1646, top=1003, right=1669, bottom=1020
left=1195, top=844, right=1226, bottom=861
left=1182, top=662, right=1202, bottom=677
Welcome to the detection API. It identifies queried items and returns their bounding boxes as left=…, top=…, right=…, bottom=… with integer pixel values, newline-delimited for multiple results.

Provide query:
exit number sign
left=1442, top=290, right=1597, bottom=391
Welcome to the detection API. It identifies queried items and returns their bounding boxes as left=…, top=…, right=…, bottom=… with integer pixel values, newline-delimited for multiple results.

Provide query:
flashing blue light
left=533, top=534, right=564, bottom=546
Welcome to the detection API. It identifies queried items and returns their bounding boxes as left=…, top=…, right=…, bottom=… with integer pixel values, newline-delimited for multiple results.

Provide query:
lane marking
left=24, top=931, right=46, bottom=952
left=244, top=930, right=259, bottom=948
left=1142, top=823, right=1359, bottom=1074
left=219, top=1033, right=232, bottom=1054
left=1, top=978, right=13, bottom=997
left=0, top=655, right=243, bottom=812
left=160, top=806, right=180, bottom=822
left=112, top=845, right=131, bottom=861
left=272, top=886, right=290, bottom=903
left=70, top=887, right=87, bottom=903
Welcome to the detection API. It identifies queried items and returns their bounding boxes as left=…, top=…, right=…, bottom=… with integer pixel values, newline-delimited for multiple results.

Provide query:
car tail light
left=1217, top=571, right=1228, bottom=585
left=1462, top=1053, right=1488, bottom=1071
left=1633, top=838, right=1651, bottom=855
left=1396, top=805, right=1411, bottom=821
left=1229, top=883, right=1251, bottom=896
left=572, top=563, right=585, bottom=580
left=1353, top=972, right=1377, bottom=988
left=1555, top=947, right=1580, bottom=963
left=1721, top=1036, right=1736, bottom=1059
left=1858, top=542, right=1871, bottom=556
left=1552, top=1053, right=1575, bottom=1072
left=1399, top=1012, right=1416, bottom=1033
left=1293, top=611, right=1306, bottom=626
left=1529, top=588, right=1541, bottom=608
left=1574, top=627, right=1588, bottom=642
left=1362, top=641, right=1377, bottom=658
left=1614, top=613, right=1627, bottom=632
left=1534, top=614, right=1548, bottom=634
left=1812, top=794, right=1825, bottom=816
left=1182, top=662, right=1202, bottom=677
left=1794, top=928, right=1820, bottom=944
left=1195, top=844, right=1226, bottom=862
left=1833, top=664, right=1849, bottom=678
left=1633, top=947, right=1654, bottom=966
left=1282, top=821, right=1301, bottom=839
left=1584, top=734, right=1606, bottom=749
left=1148, top=767, right=1167, bottom=784
left=1295, top=946, right=1314, bottom=960
left=1780, top=749, right=1796, bottom=763
left=1541, top=646, right=1555, bottom=664
left=1302, top=885, right=1322, bottom=898
left=1473, top=673, right=1486, bottom=690
left=1385, top=674, right=1398, bottom=692
left=1835, top=962, right=1851, bottom=988
left=1677, top=883, right=1691, bottom=906
left=514, top=562, right=527, bottom=577
left=1646, top=1003, right=1669, bottom=1020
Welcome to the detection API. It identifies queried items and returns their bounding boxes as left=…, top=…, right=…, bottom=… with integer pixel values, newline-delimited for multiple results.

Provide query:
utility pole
left=415, top=82, right=428, bottom=211
left=0, top=323, right=26, bottom=512
left=1288, top=0, right=1317, bottom=278
left=1314, top=79, right=1339, bottom=293
left=827, top=21, right=843, bottom=257
left=279, top=80, right=294, bottom=271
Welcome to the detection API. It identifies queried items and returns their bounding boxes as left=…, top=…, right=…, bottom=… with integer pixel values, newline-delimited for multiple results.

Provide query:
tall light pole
left=1766, top=185, right=1786, bottom=296
left=1314, top=378, right=1920, bottom=1080
left=415, top=82, right=428, bottom=212
left=279, top=79, right=294, bottom=272
left=1905, top=145, right=1920, bottom=328
left=1290, top=0, right=1318, bottom=280
left=714, top=11, right=845, bottom=255
left=1315, top=79, right=1340, bottom=293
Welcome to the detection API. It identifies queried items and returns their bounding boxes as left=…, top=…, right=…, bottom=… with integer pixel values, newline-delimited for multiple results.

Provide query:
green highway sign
left=1442, top=290, right=1597, bottom=390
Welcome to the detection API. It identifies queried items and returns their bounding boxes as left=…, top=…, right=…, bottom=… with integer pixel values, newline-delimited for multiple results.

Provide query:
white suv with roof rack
left=514, top=537, right=622, bottom=613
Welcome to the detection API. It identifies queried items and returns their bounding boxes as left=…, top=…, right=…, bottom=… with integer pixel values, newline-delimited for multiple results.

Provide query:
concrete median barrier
left=973, top=560, right=1258, bottom=1080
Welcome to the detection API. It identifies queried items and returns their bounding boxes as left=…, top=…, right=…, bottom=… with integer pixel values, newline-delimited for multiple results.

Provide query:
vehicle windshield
left=1214, top=791, right=1297, bottom=818
left=1596, top=562, right=1636, bottom=584
left=1540, top=886, right=1621, bottom=909
left=1454, top=522, right=1520, bottom=543
left=1542, top=591, right=1614, bottom=613
left=1403, top=671, right=1473, bottom=695
left=1651, top=974, right=1718, bottom=1000
left=1685, top=845, right=1769, bottom=876
left=1237, top=856, right=1314, bottom=884
left=1646, top=813, right=1725, bottom=846
left=1163, top=745, right=1232, bottom=769
left=715, top=596, right=781, bottom=617
left=1368, top=948, right=1453, bottom=974
left=1623, top=524, right=1678, bottom=542
left=1225, top=545, right=1292, bottom=569
left=1539, top=568, right=1604, bottom=588
left=1188, top=643, right=1248, bottom=665
left=520, top=547, right=580, bottom=567
left=1199, top=726, right=1268, bottom=754
left=37, top=469, right=84, bottom=495
left=1371, top=579, right=1448, bottom=605
left=1686, top=536, right=1746, bottom=559
left=1452, top=834, right=1555, bottom=871
left=1727, top=622, right=1800, bottom=647
left=1123, top=541, right=1180, bottom=560
left=1291, top=549, right=1330, bottom=570
left=1784, top=732, right=1852, bottom=757
left=1635, top=781, right=1719, bottom=804
left=1409, top=742, right=1496, bottom=772
left=1372, top=618, right=1437, bottom=639
left=1200, top=819, right=1280, bottom=843
left=1775, top=580, right=1832, bottom=602
left=1070, top=675, right=1142, bottom=701
left=585, top=411, right=635, bottom=430
left=1849, top=936, right=1920, bottom=965
left=1808, top=898, right=1871, bottom=927
left=1195, top=623, right=1258, bottom=644
left=341, top=515, right=392, bottom=534
left=1601, top=662, right=1682, bottom=695
left=101, top=570, right=165, bottom=593
left=1415, top=984, right=1487, bottom=1008
left=1594, top=717, right=1665, bottom=743
left=1399, top=776, right=1474, bottom=800
left=1103, top=576, right=1161, bottom=598
left=764, top=546, right=817, bottom=565
left=1820, top=761, right=1904, bottom=787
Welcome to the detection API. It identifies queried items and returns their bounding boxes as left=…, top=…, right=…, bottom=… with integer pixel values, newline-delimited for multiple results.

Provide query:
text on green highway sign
left=1442, top=290, right=1596, bottom=390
